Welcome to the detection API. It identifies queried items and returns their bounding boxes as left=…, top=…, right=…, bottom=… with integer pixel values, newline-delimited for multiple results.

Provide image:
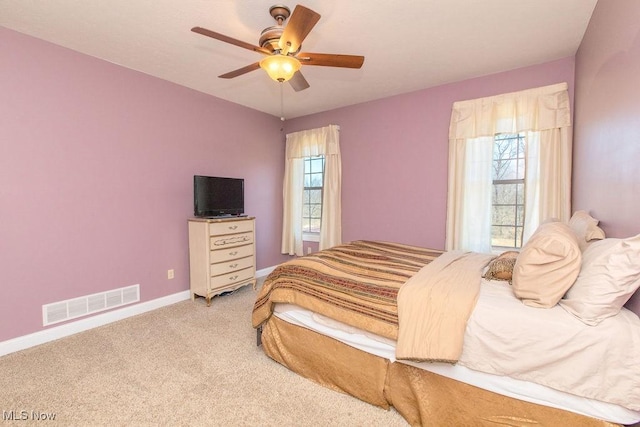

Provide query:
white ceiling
left=1, top=0, right=597, bottom=119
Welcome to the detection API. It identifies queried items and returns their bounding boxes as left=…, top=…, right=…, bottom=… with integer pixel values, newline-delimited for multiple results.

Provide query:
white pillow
left=512, top=221, right=582, bottom=308
left=559, top=234, right=640, bottom=325
left=568, top=210, right=606, bottom=251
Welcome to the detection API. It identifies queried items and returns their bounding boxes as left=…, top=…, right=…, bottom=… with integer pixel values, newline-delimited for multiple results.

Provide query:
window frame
left=302, top=155, right=325, bottom=241
left=491, top=133, right=526, bottom=250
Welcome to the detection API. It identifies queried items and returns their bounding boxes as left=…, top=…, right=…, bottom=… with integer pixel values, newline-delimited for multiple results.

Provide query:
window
left=282, top=124, right=341, bottom=256
left=491, top=133, right=525, bottom=249
left=302, top=155, right=325, bottom=234
left=446, top=83, right=571, bottom=253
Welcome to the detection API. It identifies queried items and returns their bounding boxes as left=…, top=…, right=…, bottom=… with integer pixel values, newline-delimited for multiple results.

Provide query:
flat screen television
left=194, top=175, right=245, bottom=217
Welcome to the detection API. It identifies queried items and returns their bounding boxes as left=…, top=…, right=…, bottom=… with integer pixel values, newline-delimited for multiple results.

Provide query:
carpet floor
left=0, top=284, right=408, bottom=426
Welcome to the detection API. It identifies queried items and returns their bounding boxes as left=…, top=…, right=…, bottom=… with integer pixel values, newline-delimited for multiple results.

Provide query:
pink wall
left=286, top=58, right=575, bottom=250
left=573, top=0, right=640, bottom=313
left=0, top=28, right=289, bottom=342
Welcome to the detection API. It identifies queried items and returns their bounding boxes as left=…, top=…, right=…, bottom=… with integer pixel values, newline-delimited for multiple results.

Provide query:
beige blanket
left=396, top=251, right=494, bottom=363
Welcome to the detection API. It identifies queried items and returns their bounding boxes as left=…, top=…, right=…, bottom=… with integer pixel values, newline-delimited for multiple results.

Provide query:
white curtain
left=446, top=83, right=572, bottom=252
left=281, top=124, right=342, bottom=256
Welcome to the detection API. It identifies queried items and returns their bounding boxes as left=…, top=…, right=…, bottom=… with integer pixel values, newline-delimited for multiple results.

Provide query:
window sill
left=491, top=247, right=521, bottom=255
left=303, top=232, right=320, bottom=242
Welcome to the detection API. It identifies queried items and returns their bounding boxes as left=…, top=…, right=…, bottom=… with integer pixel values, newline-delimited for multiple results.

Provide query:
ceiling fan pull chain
left=280, top=82, right=285, bottom=121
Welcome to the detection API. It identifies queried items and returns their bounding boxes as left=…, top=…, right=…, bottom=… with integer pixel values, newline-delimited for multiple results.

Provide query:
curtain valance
left=449, top=82, right=571, bottom=139
left=286, top=125, right=340, bottom=158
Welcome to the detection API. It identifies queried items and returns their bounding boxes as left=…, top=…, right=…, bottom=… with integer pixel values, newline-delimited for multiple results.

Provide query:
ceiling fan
left=191, top=4, right=365, bottom=92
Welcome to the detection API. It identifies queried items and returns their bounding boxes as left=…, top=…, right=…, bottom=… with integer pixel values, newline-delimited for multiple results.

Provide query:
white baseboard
left=0, top=266, right=280, bottom=358
left=0, top=290, right=191, bottom=357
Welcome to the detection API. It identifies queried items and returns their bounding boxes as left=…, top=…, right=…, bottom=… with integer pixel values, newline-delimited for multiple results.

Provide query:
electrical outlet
left=167, top=269, right=175, bottom=280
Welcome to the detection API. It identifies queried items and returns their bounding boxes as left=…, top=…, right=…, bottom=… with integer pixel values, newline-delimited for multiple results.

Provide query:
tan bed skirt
left=261, top=316, right=619, bottom=427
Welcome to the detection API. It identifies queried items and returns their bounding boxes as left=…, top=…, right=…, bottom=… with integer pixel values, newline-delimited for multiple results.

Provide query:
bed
left=252, top=221, right=640, bottom=426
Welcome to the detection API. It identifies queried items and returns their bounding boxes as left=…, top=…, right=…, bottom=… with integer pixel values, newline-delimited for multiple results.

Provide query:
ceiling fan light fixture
left=259, top=54, right=301, bottom=82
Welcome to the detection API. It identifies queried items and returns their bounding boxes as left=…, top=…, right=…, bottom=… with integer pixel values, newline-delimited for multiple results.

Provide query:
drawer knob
left=230, top=263, right=238, bottom=268
left=229, top=275, right=238, bottom=281
left=229, top=225, right=238, bottom=230
left=229, top=251, right=238, bottom=256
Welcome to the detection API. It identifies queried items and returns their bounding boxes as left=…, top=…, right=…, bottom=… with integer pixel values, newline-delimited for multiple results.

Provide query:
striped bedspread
left=252, top=240, right=443, bottom=340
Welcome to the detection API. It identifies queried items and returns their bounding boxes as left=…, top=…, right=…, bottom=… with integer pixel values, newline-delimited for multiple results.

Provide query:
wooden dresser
left=188, top=217, right=256, bottom=306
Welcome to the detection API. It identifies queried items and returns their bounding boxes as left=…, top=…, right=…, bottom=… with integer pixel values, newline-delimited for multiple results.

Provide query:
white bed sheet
left=273, top=303, right=640, bottom=425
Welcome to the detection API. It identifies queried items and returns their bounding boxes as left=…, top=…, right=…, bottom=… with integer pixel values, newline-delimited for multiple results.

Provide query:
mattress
left=273, top=302, right=640, bottom=425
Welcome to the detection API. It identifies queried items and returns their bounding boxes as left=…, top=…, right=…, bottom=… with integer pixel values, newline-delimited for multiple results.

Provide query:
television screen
left=194, top=175, right=244, bottom=217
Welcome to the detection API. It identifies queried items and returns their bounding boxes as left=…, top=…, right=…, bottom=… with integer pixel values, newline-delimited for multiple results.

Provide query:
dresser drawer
left=208, top=220, right=253, bottom=236
left=210, top=267, right=255, bottom=288
left=210, top=232, right=253, bottom=249
left=209, top=256, right=253, bottom=276
left=210, top=243, right=254, bottom=263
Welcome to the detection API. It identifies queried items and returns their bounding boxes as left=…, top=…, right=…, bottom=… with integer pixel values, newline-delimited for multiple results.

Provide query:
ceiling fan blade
left=192, top=27, right=271, bottom=55
left=297, top=52, right=365, bottom=69
left=278, top=5, right=321, bottom=55
left=218, top=62, right=261, bottom=79
left=289, top=71, right=310, bottom=92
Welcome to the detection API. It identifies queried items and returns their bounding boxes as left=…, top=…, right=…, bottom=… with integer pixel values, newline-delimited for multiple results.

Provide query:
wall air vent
left=42, top=284, right=140, bottom=326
